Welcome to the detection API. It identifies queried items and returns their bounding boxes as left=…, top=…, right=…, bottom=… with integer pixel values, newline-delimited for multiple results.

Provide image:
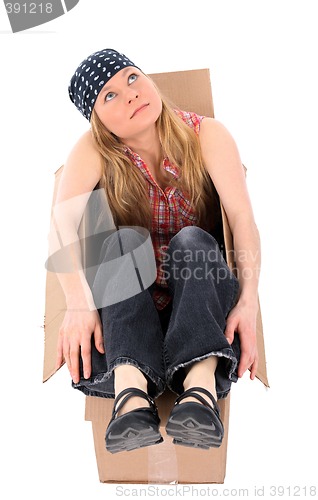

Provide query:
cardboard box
left=43, top=68, right=269, bottom=484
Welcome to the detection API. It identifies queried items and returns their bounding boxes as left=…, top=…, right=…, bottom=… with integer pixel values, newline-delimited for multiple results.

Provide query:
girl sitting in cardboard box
left=52, top=48, right=260, bottom=454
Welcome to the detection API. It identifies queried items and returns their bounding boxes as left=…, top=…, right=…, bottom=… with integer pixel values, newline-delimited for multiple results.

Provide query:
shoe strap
left=112, top=387, right=156, bottom=419
left=175, top=386, right=220, bottom=416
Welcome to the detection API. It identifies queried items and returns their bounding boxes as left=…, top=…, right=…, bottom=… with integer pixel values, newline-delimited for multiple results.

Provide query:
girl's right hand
left=56, top=309, right=104, bottom=384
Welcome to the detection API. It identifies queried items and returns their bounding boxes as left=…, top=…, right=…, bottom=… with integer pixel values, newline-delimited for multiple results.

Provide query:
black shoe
left=105, top=387, right=163, bottom=454
left=166, top=386, right=224, bottom=449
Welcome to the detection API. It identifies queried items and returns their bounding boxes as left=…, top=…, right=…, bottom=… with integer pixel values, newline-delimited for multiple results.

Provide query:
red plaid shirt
left=124, top=110, right=204, bottom=310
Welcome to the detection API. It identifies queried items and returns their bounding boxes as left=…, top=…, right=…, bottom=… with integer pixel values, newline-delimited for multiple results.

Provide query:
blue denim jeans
left=73, top=226, right=240, bottom=400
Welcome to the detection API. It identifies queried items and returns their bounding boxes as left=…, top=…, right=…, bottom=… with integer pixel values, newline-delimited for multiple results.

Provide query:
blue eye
left=105, top=92, right=116, bottom=102
left=128, top=74, right=138, bottom=84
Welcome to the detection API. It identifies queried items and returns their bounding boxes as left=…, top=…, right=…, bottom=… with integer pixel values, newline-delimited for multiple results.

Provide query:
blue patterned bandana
left=68, top=48, right=139, bottom=121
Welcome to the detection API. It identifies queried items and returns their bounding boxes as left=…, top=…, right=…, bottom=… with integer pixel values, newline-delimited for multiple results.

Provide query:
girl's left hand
left=224, top=300, right=259, bottom=380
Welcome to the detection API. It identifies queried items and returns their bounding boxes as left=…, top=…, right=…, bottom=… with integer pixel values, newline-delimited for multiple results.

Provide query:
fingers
left=57, top=327, right=91, bottom=383
left=69, top=336, right=92, bottom=382
left=237, top=351, right=251, bottom=378
left=80, top=341, right=92, bottom=381
left=56, top=331, right=64, bottom=370
left=70, top=343, right=81, bottom=383
left=60, top=331, right=81, bottom=383
left=57, top=330, right=74, bottom=379
left=224, top=316, right=236, bottom=344
left=57, top=312, right=104, bottom=384
left=249, top=353, right=259, bottom=380
left=94, top=321, right=105, bottom=354
left=225, top=305, right=258, bottom=380
left=238, top=343, right=258, bottom=379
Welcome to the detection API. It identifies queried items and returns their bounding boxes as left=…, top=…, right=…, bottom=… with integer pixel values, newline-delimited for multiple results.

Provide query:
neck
left=123, top=126, right=162, bottom=169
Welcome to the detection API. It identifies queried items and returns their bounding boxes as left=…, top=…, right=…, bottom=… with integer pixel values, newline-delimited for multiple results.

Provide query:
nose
left=127, top=88, right=139, bottom=104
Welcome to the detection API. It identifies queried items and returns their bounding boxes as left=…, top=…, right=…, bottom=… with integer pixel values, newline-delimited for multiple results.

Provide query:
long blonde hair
left=90, top=86, right=219, bottom=231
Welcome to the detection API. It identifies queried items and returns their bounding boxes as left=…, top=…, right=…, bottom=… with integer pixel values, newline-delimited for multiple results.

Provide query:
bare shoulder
left=199, top=117, right=253, bottom=226
left=57, top=130, right=103, bottom=203
left=199, top=117, right=238, bottom=149
left=199, top=117, right=243, bottom=175
left=65, top=130, right=103, bottom=175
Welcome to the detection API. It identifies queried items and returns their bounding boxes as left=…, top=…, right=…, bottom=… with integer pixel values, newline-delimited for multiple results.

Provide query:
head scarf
left=68, top=48, right=139, bottom=121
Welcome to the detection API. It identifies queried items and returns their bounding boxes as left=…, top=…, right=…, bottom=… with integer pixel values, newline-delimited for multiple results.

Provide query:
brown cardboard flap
left=43, top=68, right=268, bottom=388
left=150, top=68, right=214, bottom=118
left=43, top=166, right=66, bottom=381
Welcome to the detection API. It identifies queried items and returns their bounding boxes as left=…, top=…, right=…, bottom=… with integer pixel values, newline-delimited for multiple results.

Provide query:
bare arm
left=51, top=130, right=105, bottom=382
left=199, top=118, right=260, bottom=379
left=53, top=131, right=102, bottom=308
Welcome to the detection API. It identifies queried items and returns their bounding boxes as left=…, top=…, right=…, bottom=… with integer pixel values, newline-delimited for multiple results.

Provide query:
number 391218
left=5, top=3, right=53, bottom=14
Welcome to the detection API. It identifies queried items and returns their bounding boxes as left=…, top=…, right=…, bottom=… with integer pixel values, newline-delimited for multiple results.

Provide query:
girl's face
left=93, top=67, right=162, bottom=142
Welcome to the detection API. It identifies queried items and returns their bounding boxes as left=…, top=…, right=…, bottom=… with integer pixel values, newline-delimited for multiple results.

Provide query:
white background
left=1, top=0, right=317, bottom=498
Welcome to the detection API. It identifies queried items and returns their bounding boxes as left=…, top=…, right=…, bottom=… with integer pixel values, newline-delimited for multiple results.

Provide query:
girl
left=54, top=48, right=260, bottom=454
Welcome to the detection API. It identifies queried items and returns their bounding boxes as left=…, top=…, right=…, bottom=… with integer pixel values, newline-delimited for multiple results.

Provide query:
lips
left=130, top=103, right=149, bottom=119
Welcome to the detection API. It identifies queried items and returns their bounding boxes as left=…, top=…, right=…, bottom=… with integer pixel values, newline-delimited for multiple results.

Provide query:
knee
left=169, top=226, right=218, bottom=251
left=170, top=226, right=202, bottom=249
left=116, top=227, right=147, bottom=253
left=100, top=227, right=149, bottom=260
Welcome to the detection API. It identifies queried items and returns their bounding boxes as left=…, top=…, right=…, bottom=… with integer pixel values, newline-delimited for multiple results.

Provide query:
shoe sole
left=106, top=412, right=163, bottom=454
left=166, top=403, right=224, bottom=450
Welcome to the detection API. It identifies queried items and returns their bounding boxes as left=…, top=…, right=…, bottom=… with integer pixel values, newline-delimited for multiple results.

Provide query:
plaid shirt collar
left=123, top=145, right=180, bottom=185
